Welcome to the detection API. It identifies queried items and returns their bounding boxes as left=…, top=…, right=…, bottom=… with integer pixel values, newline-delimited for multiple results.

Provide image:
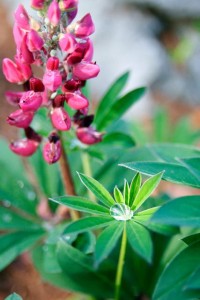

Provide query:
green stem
left=81, top=151, right=96, bottom=202
left=115, top=223, right=127, bottom=300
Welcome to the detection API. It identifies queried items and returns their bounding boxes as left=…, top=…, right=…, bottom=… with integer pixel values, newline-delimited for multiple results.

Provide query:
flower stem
left=56, top=134, right=80, bottom=221
left=81, top=151, right=96, bottom=202
left=115, top=223, right=127, bottom=300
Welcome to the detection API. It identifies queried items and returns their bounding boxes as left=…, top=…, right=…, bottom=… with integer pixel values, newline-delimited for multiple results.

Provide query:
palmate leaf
left=95, top=221, right=124, bottom=267
left=120, top=144, right=200, bottom=189
left=49, top=196, right=110, bottom=215
left=78, top=173, right=115, bottom=207
left=5, top=293, right=23, bottom=300
left=131, top=172, right=164, bottom=210
left=97, top=87, right=146, bottom=130
left=151, top=195, right=200, bottom=227
left=152, top=241, right=200, bottom=300
left=126, top=221, right=153, bottom=263
left=0, top=230, right=44, bottom=271
left=95, top=71, right=130, bottom=128
left=63, top=216, right=115, bottom=235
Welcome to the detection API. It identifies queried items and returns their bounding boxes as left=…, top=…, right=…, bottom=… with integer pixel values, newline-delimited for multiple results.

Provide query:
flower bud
left=31, top=0, right=45, bottom=10
left=59, top=0, right=78, bottom=11
left=7, top=109, right=34, bottom=128
left=19, top=35, right=34, bottom=64
left=46, top=57, right=60, bottom=70
left=59, top=33, right=76, bottom=53
left=29, top=77, right=45, bottom=92
left=14, top=4, right=30, bottom=31
left=50, top=107, right=71, bottom=131
left=43, top=132, right=61, bottom=164
left=65, top=91, right=89, bottom=110
left=19, top=91, right=43, bottom=111
left=68, top=13, right=95, bottom=38
left=67, top=8, right=78, bottom=24
left=47, top=0, right=61, bottom=27
left=10, top=139, right=39, bottom=156
left=13, top=24, right=25, bottom=50
left=5, top=91, right=24, bottom=106
left=52, top=94, right=66, bottom=107
left=2, top=58, right=32, bottom=84
left=73, top=62, right=100, bottom=80
left=26, top=30, right=44, bottom=52
left=62, top=79, right=82, bottom=92
left=76, top=127, right=103, bottom=145
left=43, top=70, right=62, bottom=91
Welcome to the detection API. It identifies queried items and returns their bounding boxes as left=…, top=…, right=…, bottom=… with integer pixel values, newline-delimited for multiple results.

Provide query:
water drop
left=110, top=203, right=133, bottom=221
left=17, top=180, right=24, bottom=189
left=3, top=200, right=11, bottom=208
left=27, top=191, right=36, bottom=201
left=3, top=214, right=12, bottom=223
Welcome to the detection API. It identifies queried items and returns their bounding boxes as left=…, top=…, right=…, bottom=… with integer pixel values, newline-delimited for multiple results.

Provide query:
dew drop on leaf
left=110, top=203, right=133, bottom=221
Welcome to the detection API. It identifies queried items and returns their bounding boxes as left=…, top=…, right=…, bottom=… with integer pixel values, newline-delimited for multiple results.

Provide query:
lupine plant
left=1, top=1, right=200, bottom=300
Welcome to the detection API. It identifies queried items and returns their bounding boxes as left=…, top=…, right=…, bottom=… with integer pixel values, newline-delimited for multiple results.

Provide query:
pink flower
left=18, top=35, right=34, bottom=64
left=10, top=139, right=39, bottom=156
left=76, top=127, right=103, bottom=145
left=46, top=57, right=60, bottom=70
left=65, top=91, right=89, bottom=110
left=69, top=13, right=95, bottom=38
left=73, top=61, right=100, bottom=80
left=26, top=30, right=44, bottom=52
left=29, top=77, right=45, bottom=92
left=7, top=109, right=34, bottom=128
left=62, top=79, right=83, bottom=92
left=2, top=58, right=32, bottom=84
left=47, top=0, right=61, bottom=27
left=31, top=0, right=45, bottom=10
left=43, top=70, right=62, bottom=92
left=67, top=9, right=78, bottom=24
left=43, top=132, right=62, bottom=164
left=13, top=24, right=25, bottom=50
left=5, top=91, right=24, bottom=106
left=14, top=4, right=30, bottom=31
left=19, top=90, right=43, bottom=111
left=59, top=33, right=77, bottom=53
left=50, top=107, right=71, bottom=131
left=66, top=39, right=93, bottom=65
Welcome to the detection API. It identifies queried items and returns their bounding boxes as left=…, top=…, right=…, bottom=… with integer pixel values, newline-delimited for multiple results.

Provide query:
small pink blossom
left=5, top=91, right=24, bottom=106
left=59, top=0, right=78, bottom=11
left=76, top=127, right=103, bottom=145
left=29, top=77, right=45, bottom=92
left=7, top=109, right=34, bottom=128
left=59, top=33, right=77, bottom=53
left=19, top=35, right=34, bottom=64
left=43, top=132, right=62, bottom=164
left=47, top=0, right=61, bottom=27
left=50, top=107, right=71, bottom=131
left=65, top=91, right=89, bottom=110
left=73, top=61, right=100, bottom=80
left=2, top=58, right=32, bottom=84
left=31, top=0, right=45, bottom=10
left=14, top=4, right=30, bottom=31
left=46, top=57, right=60, bottom=70
left=26, top=30, right=44, bottom=52
left=43, top=70, right=62, bottom=92
left=13, top=24, right=25, bottom=49
left=10, top=139, right=39, bottom=156
left=19, top=90, right=43, bottom=111
left=70, top=13, right=95, bottom=38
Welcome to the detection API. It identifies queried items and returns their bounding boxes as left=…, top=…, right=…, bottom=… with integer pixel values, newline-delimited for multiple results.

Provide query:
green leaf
left=151, top=195, right=200, bottom=227
left=120, top=144, right=200, bottom=189
left=78, top=173, right=115, bottom=207
left=131, top=172, right=163, bottom=210
left=57, top=239, right=113, bottom=297
left=152, top=241, right=200, bottom=300
left=182, top=233, right=200, bottom=245
left=49, top=196, right=110, bottom=215
left=63, top=216, right=115, bottom=235
left=0, top=231, right=44, bottom=271
left=185, top=267, right=200, bottom=290
left=129, top=173, right=142, bottom=207
left=114, top=186, right=124, bottom=203
left=126, top=221, right=153, bottom=263
left=0, top=206, right=41, bottom=230
left=5, top=293, right=23, bottom=300
left=97, top=87, right=146, bottom=130
left=95, top=221, right=124, bottom=267
left=95, top=71, right=130, bottom=127
left=101, top=132, right=136, bottom=148
left=123, top=180, right=130, bottom=205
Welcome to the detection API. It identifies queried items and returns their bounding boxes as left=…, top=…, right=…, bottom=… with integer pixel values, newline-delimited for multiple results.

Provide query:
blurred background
left=1, top=0, right=200, bottom=136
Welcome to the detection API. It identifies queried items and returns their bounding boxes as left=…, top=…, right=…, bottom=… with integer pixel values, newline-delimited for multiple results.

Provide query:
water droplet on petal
left=110, top=203, right=133, bottom=221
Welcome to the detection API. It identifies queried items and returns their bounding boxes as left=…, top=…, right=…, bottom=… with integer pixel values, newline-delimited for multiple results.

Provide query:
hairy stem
left=81, top=152, right=96, bottom=202
left=115, top=223, right=127, bottom=300
left=56, top=134, right=80, bottom=221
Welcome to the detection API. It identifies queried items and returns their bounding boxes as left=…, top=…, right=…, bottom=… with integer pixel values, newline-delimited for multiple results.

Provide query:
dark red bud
left=52, top=94, right=66, bottom=107
left=25, top=127, right=42, bottom=143
left=29, top=77, right=45, bottom=92
left=62, top=79, right=82, bottom=92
